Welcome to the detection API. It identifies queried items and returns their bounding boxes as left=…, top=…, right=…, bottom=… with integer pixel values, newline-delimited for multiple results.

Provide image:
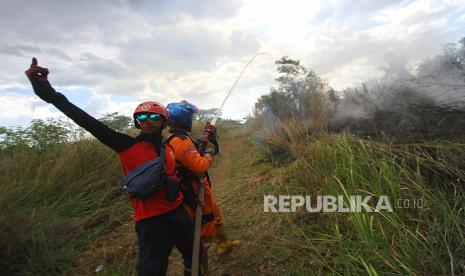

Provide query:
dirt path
left=204, top=130, right=271, bottom=275
left=167, top=129, right=267, bottom=276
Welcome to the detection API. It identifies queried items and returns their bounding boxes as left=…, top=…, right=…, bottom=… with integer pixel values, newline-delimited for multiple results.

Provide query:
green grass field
left=1, top=123, right=464, bottom=275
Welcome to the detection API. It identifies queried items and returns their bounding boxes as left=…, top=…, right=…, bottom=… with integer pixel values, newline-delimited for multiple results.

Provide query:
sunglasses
left=136, top=113, right=162, bottom=122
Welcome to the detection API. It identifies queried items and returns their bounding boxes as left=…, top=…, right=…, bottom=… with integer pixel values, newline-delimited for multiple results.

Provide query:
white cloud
left=0, top=92, right=58, bottom=127
left=1, top=0, right=464, bottom=127
left=85, top=93, right=138, bottom=118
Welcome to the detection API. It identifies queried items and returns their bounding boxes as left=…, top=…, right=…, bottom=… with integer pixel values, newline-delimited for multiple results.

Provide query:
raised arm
left=25, top=58, right=133, bottom=152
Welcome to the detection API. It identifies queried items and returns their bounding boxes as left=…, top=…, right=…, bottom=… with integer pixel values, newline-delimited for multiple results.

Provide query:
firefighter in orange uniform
left=165, top=101, right=239, bottom=275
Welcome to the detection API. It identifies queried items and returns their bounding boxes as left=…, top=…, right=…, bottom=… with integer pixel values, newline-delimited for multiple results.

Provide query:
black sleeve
left=35, top=81, right=135, bottom=152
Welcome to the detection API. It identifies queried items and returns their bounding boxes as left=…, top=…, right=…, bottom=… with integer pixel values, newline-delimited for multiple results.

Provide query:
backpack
left=121, top=145, right=179, bottom=201
left=165, top=132, right=212, bottom=207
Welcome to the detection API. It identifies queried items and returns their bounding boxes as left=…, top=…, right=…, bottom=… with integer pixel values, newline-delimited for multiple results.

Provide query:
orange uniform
left=167, top=132, right=223, bottom=252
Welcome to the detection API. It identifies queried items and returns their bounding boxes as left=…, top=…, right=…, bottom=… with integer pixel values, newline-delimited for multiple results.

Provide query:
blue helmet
left=166, top=101, right=199, bottom=131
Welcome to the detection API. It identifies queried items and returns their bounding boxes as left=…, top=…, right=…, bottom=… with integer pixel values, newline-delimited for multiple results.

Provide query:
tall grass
left=0, top=122, right=236, bottom=275
left=0, top=140, right=131, bottom=275
left=256, top=122, right=465, bottom=275
left=1, top=116, right=463, bottom=274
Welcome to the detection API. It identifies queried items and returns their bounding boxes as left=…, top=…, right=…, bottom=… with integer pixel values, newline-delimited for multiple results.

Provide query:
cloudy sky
left=0, top=0, right=464, bottom=127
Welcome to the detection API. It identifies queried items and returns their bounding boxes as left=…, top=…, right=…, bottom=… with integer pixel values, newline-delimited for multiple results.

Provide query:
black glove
left=194, top=138, right=217, bottom=156
left=25, top=57, right=58, bottom=103
left=204, top=141, right=217, bottom=156
left=208, top=134, right=219, bottom=154
left=204, top=123, right=219, bottom=154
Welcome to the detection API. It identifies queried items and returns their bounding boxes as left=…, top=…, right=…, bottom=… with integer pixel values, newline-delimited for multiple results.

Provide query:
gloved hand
left=204, top=141, right=217, bottom=156
left=25, top=57, right=57, bottom=103
left=204, top=123, right=216, bottom=135
left=204, top=123, right=219, bottom=154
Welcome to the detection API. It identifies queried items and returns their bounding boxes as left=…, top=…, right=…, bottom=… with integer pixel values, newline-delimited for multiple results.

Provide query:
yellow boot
left=213, top=224, right=241, bottom=255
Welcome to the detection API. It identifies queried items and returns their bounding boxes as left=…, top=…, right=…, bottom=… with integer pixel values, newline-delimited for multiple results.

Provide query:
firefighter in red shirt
left=25, top=58, right=194, bottom=276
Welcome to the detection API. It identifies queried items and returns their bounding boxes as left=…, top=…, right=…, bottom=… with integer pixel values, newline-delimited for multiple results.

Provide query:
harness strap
left=201, top=213, right=214, bottom=224
left=165, top=131, right=214, bottom=205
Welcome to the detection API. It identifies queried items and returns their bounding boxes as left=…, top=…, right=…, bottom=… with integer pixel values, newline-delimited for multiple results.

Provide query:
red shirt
left=44, top=91, right=183, bottom=223
left=118, top=140, right=183, bottom=222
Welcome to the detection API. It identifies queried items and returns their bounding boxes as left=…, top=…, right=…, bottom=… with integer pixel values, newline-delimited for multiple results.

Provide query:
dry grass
left=251, top=118, right=465, bottom=275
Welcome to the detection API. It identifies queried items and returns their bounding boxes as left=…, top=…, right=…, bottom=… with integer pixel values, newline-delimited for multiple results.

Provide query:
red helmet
left=133, top=101, right=167, bottom=129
